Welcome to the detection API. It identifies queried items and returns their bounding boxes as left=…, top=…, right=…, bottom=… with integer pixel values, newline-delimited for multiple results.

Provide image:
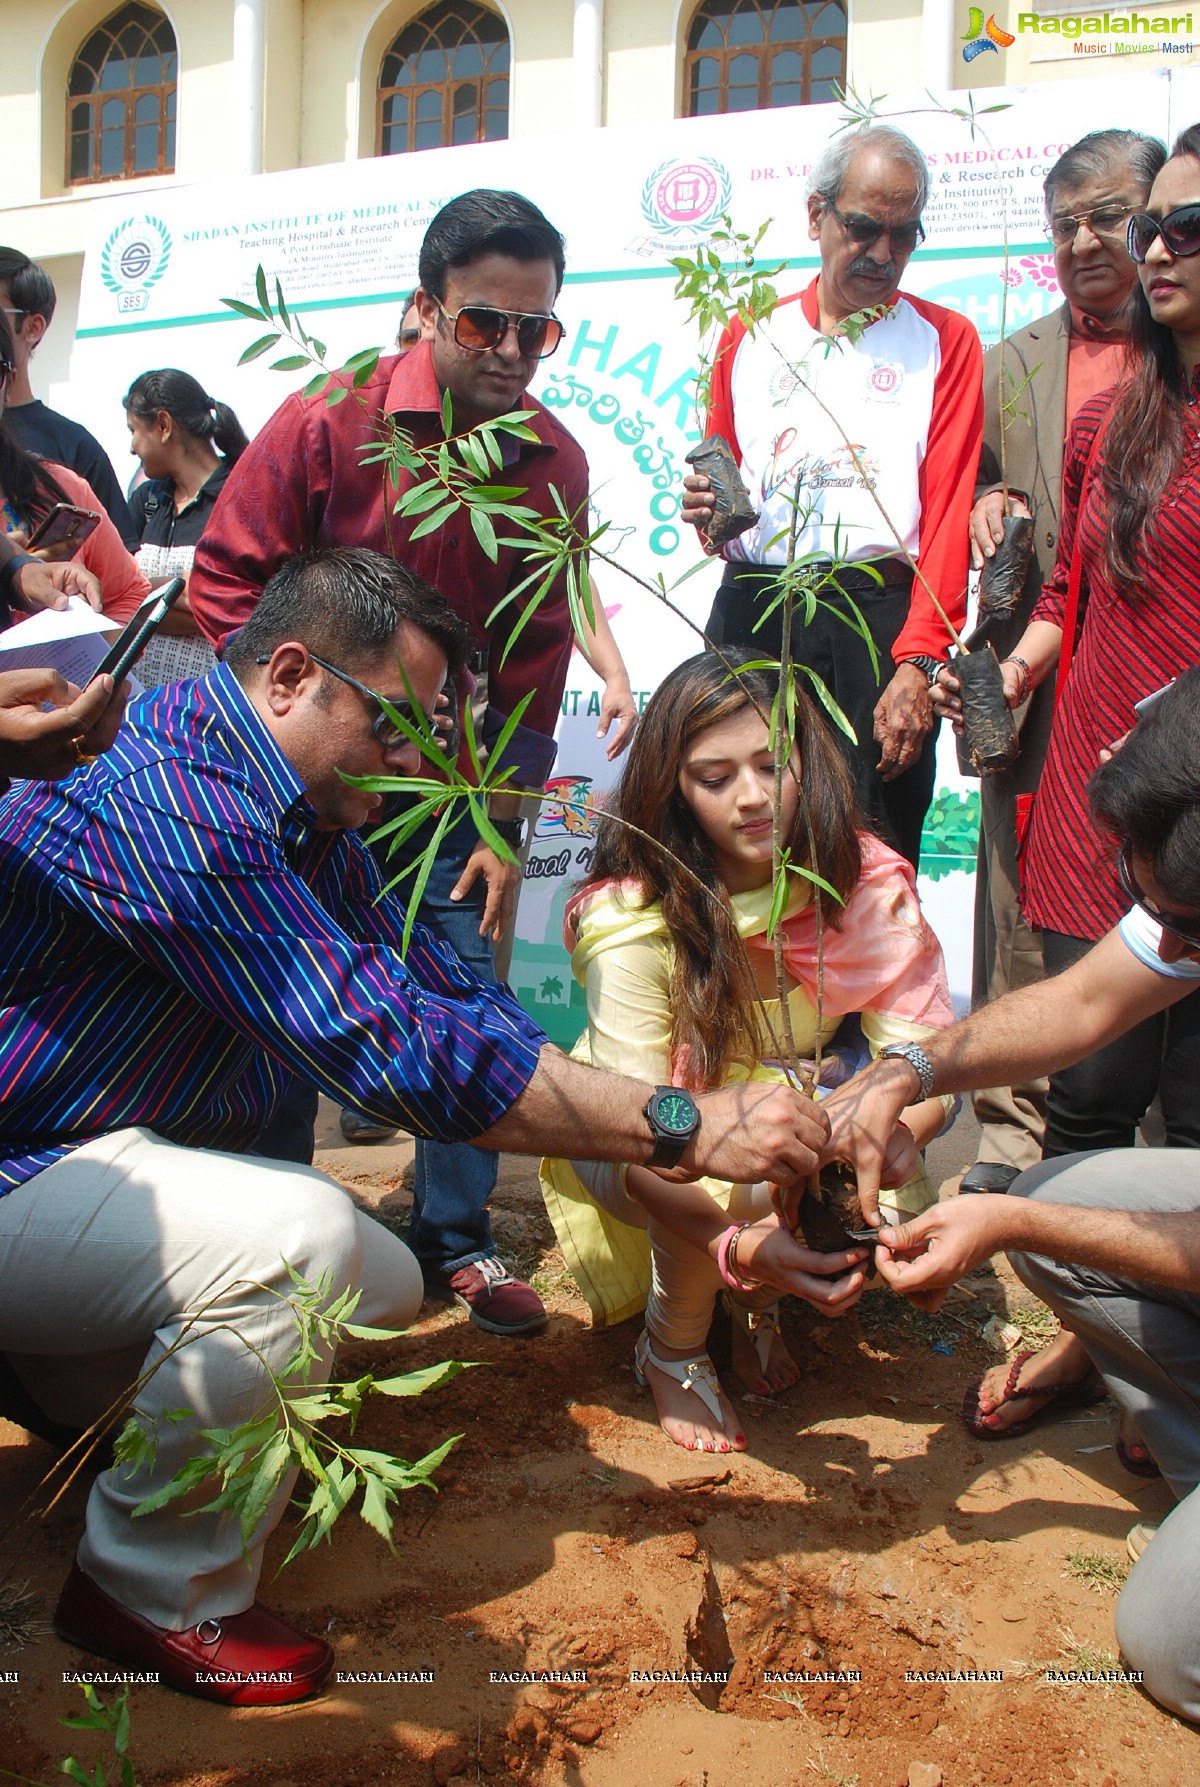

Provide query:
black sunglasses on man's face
left=1117, top=845, right=1200, bottom=949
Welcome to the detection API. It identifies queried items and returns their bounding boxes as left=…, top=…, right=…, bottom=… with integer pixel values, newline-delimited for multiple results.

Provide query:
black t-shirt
left=127, top=461, right=231, bottom=550
left=3, top=400, right=137, bottom=548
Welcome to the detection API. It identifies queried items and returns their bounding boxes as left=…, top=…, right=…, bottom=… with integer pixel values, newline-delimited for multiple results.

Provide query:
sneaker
left=1127, top=1521, right=1159, bottom=1563
left=339, top=1107, right=398, bottom=1145
left=440, top=1257, right=547, bottom=1336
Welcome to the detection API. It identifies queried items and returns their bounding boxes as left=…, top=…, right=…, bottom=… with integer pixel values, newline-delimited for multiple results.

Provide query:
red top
left=189, top=341, right=589, bottom=783
left=706, top=278, right=982, bottom=662
left=1024, top=379, right=1200, bottom=939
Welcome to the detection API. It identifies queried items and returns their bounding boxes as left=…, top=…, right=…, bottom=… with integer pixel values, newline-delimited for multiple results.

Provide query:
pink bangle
left=716, top=1221, right=759, bottom=1292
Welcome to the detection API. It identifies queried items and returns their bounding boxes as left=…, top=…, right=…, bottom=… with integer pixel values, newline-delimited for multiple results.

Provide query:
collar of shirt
left=382, top=339, right=557, bottom=466
left=1069, top=304, right=1128, bottom=345
left=799, top=275, right=900, bottom=337
left=199, top=658, right=311, bottom=829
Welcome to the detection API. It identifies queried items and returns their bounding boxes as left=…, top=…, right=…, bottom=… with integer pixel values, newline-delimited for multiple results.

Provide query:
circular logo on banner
left=100, top=215, right=173, bottom=314
left=640, top=157, right=732, bottom=243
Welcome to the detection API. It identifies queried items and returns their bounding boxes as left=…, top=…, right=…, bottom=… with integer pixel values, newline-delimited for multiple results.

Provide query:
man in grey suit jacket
left=953, top=130, right=1166, bottom=1190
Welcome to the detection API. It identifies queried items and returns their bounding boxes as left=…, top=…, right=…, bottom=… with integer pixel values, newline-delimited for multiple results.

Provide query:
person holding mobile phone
left=0, top=314, right=147, bottom=625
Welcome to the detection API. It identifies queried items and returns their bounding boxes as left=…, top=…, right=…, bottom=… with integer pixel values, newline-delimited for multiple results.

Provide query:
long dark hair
left=123, top=368, right=249, bottom=464
left=1100, top=123, right=1200, bottom=591
left=0, top=309, right=70, bottom=523
left=584, top=651, right=864, bottom=1091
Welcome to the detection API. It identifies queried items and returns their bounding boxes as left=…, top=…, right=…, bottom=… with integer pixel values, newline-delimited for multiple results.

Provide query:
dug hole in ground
left=0, top=1099, right=1194, bottom=1787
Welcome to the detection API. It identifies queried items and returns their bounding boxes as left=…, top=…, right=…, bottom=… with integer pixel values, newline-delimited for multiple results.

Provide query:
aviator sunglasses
left=436, top=301, right=565, bottom=359
left=1127, top=203, right=1200, bottom=263
left=1117, top=845, right=1200, bottom=950
left=823, top=197, right=925, bottom=254
left=256, top=651, right=458, bottom=753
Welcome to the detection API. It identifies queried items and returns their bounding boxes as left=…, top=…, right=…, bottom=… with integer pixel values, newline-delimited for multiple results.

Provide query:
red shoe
left=54, top=1560, right=333, bottom=1706
left=436, top=1256, right=547, bottom=1336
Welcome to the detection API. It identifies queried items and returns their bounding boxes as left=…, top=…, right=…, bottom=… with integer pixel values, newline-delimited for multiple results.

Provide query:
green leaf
left=796, top=663, right=857, bottom=743
left=441, top=386, right=454, bottom=435
left=407, top=499, right=459, bottom=541
left=359, top=1472, right=397, bottom=1549
left=343, top=347, right=381, bottom=372
left=274, top=278, right=290, bottom=331
left=469, top=505, right=498, bottom=561
left=766, top=855, right=790, bottom=939
left=352, top=357, right=380, bottom=389
left=302, top=370, right=332, bottom=399
left=223, top=296, right=267, bottom=322
left=238, top=333, right=281, bottom=365
left=786, top=860, right=844, bottom=905
left=400, top=802, right=454, bottom=955
left=371, top=1359, right=476, bottom=1397
left=255, top=264, right=270, bottom=315
left=326, top=385, right=350, bottom=406
left=270, top=354, right=312, bottom=372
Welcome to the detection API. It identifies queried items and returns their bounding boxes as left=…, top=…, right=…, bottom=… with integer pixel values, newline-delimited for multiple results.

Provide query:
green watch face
left=655, top=1091, right=697, bottom=1135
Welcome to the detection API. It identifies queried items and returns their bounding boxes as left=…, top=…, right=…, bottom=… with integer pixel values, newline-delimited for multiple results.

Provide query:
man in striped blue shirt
left=0, top=546, right=837, bottom=1705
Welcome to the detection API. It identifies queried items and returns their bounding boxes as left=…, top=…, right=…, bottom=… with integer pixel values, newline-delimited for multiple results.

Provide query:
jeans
left=1008, top=1153, right=1200, bottom=1722
left=1040, top=930, right=1200, bottom=1157
left=374, top=805, right=500, bottom=1277
left=706, top=562, right=937, bottom=869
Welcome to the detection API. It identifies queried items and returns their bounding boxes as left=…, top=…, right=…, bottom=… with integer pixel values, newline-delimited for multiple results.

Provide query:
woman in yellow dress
left=541, top=651, right=956, bottom=1454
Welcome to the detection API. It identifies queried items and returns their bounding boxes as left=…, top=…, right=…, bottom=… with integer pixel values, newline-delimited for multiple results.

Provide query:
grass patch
left=1006, top=1301, right=1061, bottom=1351
left=1063, top=1549, right=1129, bottom=1595
left=1015, top=1625, right=1134, bottom=1687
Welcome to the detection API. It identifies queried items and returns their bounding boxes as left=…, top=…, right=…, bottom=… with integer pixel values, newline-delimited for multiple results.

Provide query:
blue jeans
left=375, top=806, right=500, bottom=1278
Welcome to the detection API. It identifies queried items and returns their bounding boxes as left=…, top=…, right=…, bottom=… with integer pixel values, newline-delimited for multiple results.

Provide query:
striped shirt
left=0, top=662, right=545, bottom=1195
left=1025, top=380, right=1200, bottom=939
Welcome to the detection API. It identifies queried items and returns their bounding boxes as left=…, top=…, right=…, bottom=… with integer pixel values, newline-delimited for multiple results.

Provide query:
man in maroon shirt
left=190, top=190, right=619, bottom=1336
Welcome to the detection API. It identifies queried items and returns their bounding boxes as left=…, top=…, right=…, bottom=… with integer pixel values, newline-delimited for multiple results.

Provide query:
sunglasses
left=436, top=302, right=565, bottom=359
left=1127, top=204, right=1200, bottom=263
left=1047, top=204, right=1135, bottom=246
left=823, top=198, right=925, bottom=255
left=257, top=651, right=455, bottom=751
left=1117, top=845, right=1200, bottom=949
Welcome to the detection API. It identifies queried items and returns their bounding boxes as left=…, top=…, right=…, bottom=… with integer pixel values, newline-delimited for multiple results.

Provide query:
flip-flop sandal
left=961, top=1348, right=1106, bottom=1441
left=1115, top=1429, right=1163, bottom=1479
left=634, top=1330, right=736, bottom=1448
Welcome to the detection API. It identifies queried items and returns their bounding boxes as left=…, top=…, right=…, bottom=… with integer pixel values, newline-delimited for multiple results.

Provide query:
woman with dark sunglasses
left=939, top=124, right=1200, bottom=1452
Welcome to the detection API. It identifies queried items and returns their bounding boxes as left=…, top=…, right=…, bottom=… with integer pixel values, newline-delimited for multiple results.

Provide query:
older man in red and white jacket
left=684, top=124, right=982, bottom=868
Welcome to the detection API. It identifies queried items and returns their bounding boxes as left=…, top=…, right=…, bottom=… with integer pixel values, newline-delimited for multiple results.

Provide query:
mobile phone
left=90, top=577, right=186, bottom=686
left=1134, top=679, right=1175, bottom=718
left=25, top=503, right=102, bottom=553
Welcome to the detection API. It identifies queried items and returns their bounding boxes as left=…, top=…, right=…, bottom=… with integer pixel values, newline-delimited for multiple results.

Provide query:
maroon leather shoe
left=54, top=1560, right=334, bottom=1706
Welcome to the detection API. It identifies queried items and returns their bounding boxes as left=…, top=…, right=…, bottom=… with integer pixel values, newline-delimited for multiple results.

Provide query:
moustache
left=847, top=257, right=898, bottom=283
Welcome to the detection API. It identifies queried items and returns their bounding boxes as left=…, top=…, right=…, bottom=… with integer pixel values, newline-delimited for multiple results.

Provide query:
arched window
left=684, top=0, right=846, bottom=116
left=378, top=1, right=510, bottom=156
left=67, top=3, right=177, bottom=185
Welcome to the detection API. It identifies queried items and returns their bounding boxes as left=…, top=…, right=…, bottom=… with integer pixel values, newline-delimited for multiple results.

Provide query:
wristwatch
left=879, top=1041, right=936, bottom=1100
left=901, top=654, right=945, bottom=687
left=644, top=1085, right=701, bottom=1168
left=490, top=817, right=526, bottom=849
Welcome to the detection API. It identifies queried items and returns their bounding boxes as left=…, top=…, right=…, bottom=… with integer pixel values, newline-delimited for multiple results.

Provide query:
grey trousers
left=0, top=1128, right=423, bottom=1628
left=1009, top=1151, right=1200, bottom=1723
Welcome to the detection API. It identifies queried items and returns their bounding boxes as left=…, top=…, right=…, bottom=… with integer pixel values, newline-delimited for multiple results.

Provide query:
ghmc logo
left=100, top=215, right=172, bottom=313
left=962, top=7, right=1016, bottom=59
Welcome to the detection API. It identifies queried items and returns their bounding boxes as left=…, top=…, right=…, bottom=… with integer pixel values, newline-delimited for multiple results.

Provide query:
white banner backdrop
left=70, top=67, right=1200, bottom=1040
